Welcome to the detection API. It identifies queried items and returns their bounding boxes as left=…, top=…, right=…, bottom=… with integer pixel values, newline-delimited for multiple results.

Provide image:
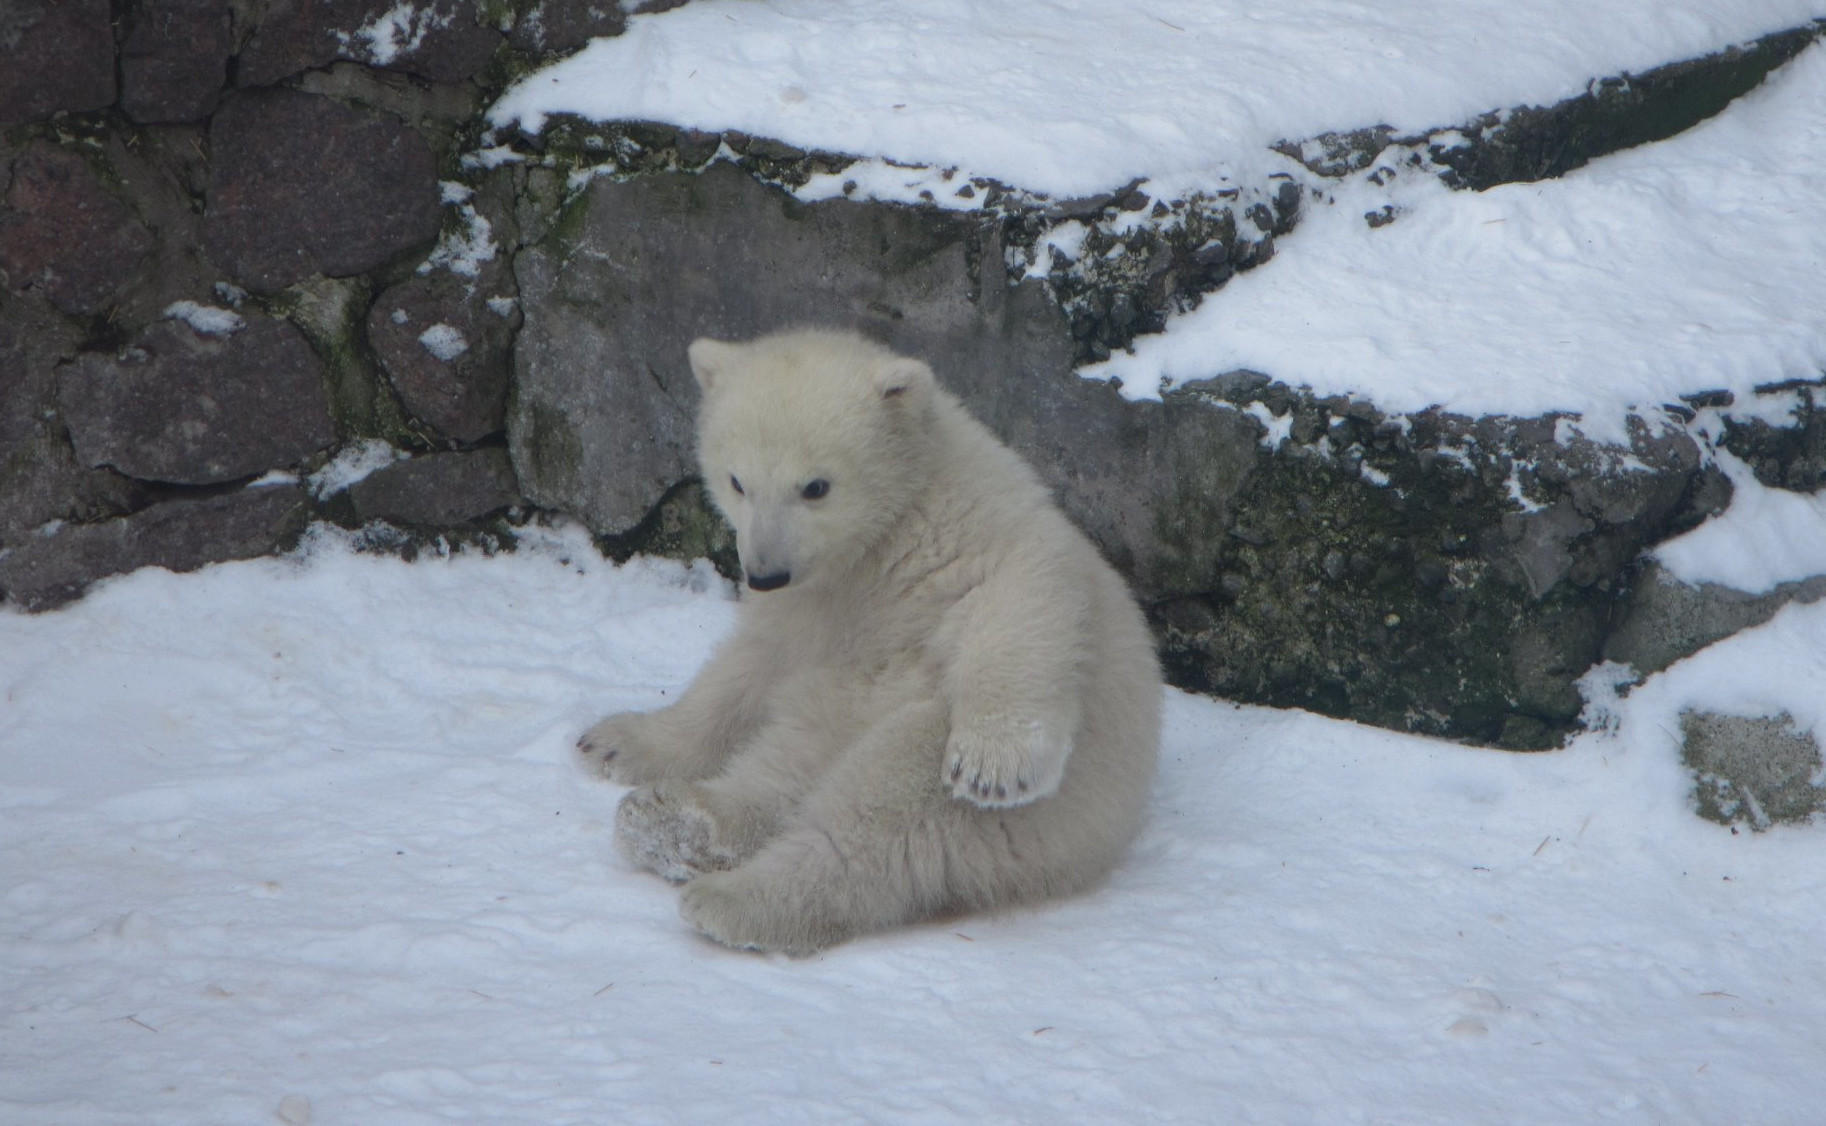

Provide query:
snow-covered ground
left=2, top=526, right=1824, bottom=1126
left=5, top=2, right=1826, bottom=1122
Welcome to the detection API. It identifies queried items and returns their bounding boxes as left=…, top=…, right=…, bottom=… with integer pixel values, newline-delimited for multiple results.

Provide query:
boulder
left=237, top=0, right=501, bottom=87
left=203, top=89, right=442, bottom=293
left=0, top=143, right=155, bottom=316
left=0, top=0, right=115, bottom=125
left=58, top=316, right=337, bottom=486
left=369, top=256, right=520, bottom=443
left=119, top=0, right=232, bottom=123
left=0, top=484, right=309, bottom=612
left=345, top=447, right=521, bottom=526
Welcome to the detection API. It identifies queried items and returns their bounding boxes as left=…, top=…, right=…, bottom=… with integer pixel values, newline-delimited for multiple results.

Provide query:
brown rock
left=346, top=447, right=521, bottom=526
left=237, top=0, right=501, bottom=87
left=0, top=143, right=155, bottom=316
left=368, top=269, right=520, bottom=443
left=0, top=485, right=309, bottom=612
left=120, top=0, right=232, bottom=124
left=203, top=88, right=442, bottom=292
left=59, top=315, right=337, bottom=485
left=0, top=0, right=116, bottom=125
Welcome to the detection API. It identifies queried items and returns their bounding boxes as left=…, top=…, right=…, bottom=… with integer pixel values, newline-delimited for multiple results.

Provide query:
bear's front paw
left=577, top=712, right=672, bottom=785
left=944, top=716, right=1071, bottom=809
left=615, top=782, right=740, bottom=883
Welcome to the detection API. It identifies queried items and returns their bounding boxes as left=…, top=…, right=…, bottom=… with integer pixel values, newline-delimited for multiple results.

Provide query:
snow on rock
left=162, top=300, right=245, bottom=336
left=306, top=438, right=407, bottom=498
left=1087, top=41, right=1826, bottom=444
left=1655, top=449, right=1826, bottom=594
left=2, top=525, right=1824, bottom=1123
left=417, top=322, right=470, bottom=362
left=489, top=0, right=1826, bottom=199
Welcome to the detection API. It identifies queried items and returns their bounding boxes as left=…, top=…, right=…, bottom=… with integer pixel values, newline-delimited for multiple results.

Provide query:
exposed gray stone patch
left=0, top=0, right=116, bottom=125
left=58, top=318, right=337, bottom=486
left=203, top=89, right=443, bottom=293
left=0, top=484, right=309, bottom=612
left=1683, top=711, right=1826, bottom=830
left=345, top=447, right=521, bottom=526
left=120, top=0, right=233, bottom=124
left=1606, top=563, right=1826, bottom=677
left=0, top=143, right=155, bottom=316
left=1278, top=23, right=1826, bottom=191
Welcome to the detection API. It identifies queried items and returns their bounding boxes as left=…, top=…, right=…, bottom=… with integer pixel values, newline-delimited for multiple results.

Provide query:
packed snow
left=1655, top=448, right=1826, bottom=594
left=2, top=525, right=1824, bottom=1125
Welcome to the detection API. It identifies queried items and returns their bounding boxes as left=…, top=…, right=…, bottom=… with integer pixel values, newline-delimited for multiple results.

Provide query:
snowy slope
left=490, top=0, right=1826, bottom=198
left=2, top=527, right=1824, bottom=1125
left=1088, top=40, right=1826, bottom=442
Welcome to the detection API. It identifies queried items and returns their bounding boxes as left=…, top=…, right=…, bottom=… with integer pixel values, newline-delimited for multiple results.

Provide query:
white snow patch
left=418, top=323, right=470, bottom=362
left=1654, top=450, right=1826, bottom=594
left=485, top=296, right=517, bottom=318
left=307, top=439, right=406, bottom=499
left=339, top=1, right=449, bottom=66
left=163, top=300, right=245, bottom=336
left=1243, top=402, right=1293, bottom=450
left=419, top=202, right=497, bottom=278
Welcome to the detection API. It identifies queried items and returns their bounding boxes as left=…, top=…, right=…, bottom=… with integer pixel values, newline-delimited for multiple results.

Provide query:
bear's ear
left=873, top=357, right=934, bottom=403
left=687, top=338, right=741, bottom=394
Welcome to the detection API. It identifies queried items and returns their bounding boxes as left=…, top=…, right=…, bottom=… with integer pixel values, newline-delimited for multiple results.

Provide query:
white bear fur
left=579, top=329, right=1162, bottom=953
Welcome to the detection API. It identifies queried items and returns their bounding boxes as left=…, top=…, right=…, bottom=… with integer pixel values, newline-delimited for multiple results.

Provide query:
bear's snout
left=746, top=571, right=792, bottom=592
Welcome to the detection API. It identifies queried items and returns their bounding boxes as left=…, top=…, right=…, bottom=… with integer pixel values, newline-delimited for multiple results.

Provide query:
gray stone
left=203, top=89, right=442, bottom=293
left=58, top=317, right=337, bottom=486
left=346, top=447, right=521, bottom=526
left=0, top=143, right=155, bottom=316
left=1683, top=711, right=1826, bottom=830
left=1606, top=562, right=1826, bottom=676
left=120, top=0, right=232, bottom=123
left=0, top=484, right=309, bottom=612
left=0, top=0, right=115, bottom=125
left=2, top=312, right=143, bottom=544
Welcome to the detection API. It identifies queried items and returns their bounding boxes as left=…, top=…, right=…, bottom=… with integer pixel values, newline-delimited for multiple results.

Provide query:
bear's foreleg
left=578, top=628, right=778, bottom=785
left=940, top=569, right=1092, bottom=809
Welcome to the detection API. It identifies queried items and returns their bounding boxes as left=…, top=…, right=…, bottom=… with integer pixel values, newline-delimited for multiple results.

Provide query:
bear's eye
left=729, top=474, right=745, bottom=496
left=801, top=479, right=830, bottom=501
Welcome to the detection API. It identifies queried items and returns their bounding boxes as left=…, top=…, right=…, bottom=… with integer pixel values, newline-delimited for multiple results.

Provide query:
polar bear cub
left=579, top=329, right=1162, bottom=953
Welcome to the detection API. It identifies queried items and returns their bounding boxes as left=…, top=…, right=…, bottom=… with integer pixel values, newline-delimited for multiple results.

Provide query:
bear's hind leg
left=679, top=700, right=1033, bottom=953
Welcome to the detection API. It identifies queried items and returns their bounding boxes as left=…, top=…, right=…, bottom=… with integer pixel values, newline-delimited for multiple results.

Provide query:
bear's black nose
left=746, top=571, right=791, bottom=592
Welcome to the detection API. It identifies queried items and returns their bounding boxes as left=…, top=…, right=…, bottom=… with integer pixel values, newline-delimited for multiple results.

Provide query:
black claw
left=994, top=785, right=1007, bottom=800
left=1016, top=780, right=1029, bottom=793
left=950, top=762, right=963, bottom=781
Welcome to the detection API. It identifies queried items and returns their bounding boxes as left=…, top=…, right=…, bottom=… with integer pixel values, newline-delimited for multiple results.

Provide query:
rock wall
left=2, top=3, right=1822, bottom=761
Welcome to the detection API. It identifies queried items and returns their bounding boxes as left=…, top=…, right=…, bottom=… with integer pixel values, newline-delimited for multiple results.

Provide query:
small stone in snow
left=277, top=1093, right=312, bottom=1124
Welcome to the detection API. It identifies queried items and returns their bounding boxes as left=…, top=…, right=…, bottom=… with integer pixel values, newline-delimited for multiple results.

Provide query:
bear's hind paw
left=615, top=783, right=739, bottom=882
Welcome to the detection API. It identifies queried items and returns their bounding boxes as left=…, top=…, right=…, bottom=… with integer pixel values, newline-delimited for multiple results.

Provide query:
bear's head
left=688, top=330, right=940, bottom=594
